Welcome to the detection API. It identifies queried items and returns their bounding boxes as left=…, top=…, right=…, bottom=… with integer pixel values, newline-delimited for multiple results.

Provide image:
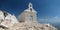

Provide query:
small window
left=30, top=16, right=33, bottom=21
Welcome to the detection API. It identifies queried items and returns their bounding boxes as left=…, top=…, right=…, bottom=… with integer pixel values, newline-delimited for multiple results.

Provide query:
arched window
left=30, top=8, right=32, bottom=11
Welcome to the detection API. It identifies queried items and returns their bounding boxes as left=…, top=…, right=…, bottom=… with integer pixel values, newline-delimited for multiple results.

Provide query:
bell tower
left=28, top=2, right=33, bottom=11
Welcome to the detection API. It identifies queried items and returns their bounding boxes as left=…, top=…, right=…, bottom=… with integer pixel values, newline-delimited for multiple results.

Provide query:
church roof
left=24, top=9, right=37, bottom=13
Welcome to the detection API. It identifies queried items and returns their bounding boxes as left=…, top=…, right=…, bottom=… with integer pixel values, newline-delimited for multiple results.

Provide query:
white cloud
left=54, top=16, right=58, bottom=18
left=39, top=19, right=48, bottom=20
left=38, top=16, right=60, bottom=23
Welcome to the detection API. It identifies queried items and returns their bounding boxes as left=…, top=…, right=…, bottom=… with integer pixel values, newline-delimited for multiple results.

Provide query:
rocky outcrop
left=1, top=22, right=56, bottom=30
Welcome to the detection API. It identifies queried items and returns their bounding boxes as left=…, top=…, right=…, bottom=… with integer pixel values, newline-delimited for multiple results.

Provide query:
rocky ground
left=0, top=22, right=57, bottom=30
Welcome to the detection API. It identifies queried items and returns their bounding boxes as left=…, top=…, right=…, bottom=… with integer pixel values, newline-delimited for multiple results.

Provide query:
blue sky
left=0, top=0, right=60, bottom=24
